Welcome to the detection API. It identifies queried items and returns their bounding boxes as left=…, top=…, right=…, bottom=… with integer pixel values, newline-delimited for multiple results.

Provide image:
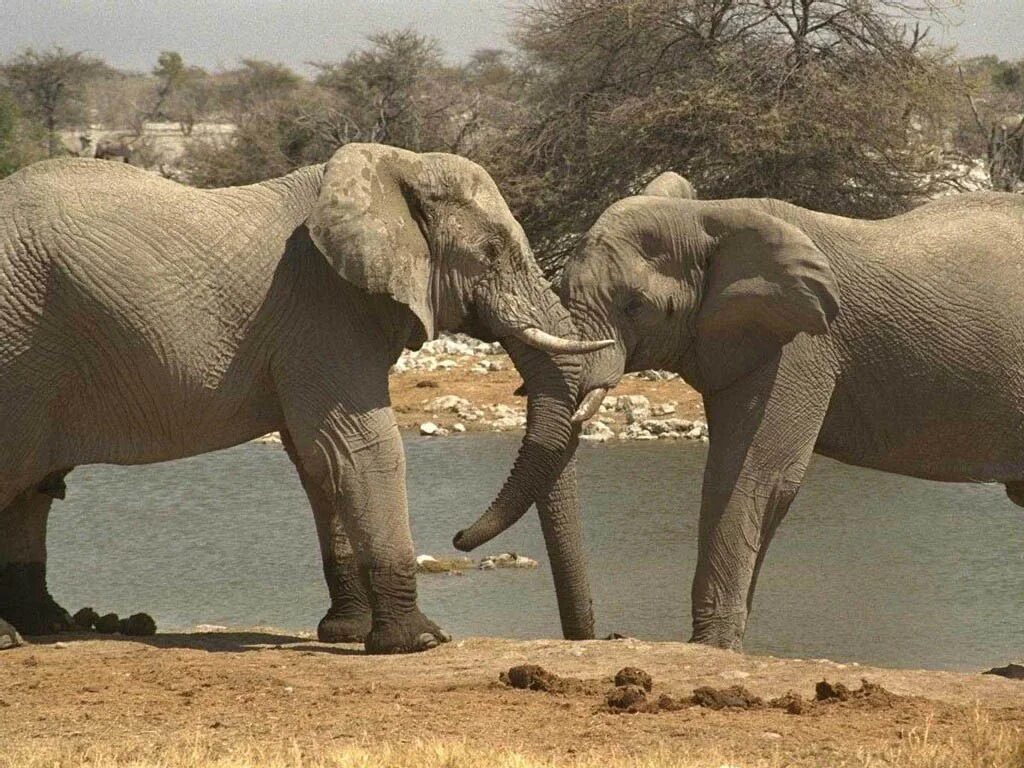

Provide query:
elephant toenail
left=418, top=633, right=438, bottom=649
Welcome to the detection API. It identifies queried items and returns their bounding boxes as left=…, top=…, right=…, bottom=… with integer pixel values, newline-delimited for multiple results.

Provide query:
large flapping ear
left=308, top=143, right=435, bottom=344
left=696, top=207, right=839, bottom=385
left=642, top=171, right=697, bottom=200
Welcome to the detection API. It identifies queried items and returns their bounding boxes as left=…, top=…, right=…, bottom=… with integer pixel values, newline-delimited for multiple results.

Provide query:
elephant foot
left=0, top=618, right=25, bottom=650
left=364, top=609, right=451, bottom=655
left=317, top=607, right=373, bottom=643
left=1005, top=482, right=1024, bottom=508
left=690, top=612, right=746, bottom=652
left=0, top=562, right=74, bottom=636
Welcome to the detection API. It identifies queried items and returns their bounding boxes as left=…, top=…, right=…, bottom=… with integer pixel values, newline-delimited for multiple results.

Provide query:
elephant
left=92, top=133, right=134, bottom=163
left=642, top=171, right=697, bottom=200
left=454, top=172, right=1024, bottom=651
left=0, top=143, right=610, bottom=653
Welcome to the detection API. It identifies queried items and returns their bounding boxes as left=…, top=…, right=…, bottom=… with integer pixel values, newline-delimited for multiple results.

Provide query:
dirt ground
left=388, top=358, right=705, bottom=431
left=2, top=633, right=1022, bottom=766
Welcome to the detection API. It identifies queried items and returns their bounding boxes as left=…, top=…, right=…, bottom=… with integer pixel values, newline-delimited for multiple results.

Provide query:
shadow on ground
left=26, top=630, right=366, bottom=655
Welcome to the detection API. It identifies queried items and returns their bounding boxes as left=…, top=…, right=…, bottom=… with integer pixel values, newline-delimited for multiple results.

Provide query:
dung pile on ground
left=71, top=608, right=157, bottom=636
left=769, top=691, right=806, bottom=715
left=501, top=662, right=901, bottom=719
left=614, top=666, right=652, bottom=691
left=605, top=667, right=689, bottom=713
left=692, top=685, right=765, bottom=710
left=499, top=665, right=600, bottom=695
left=814, top=679, right=901, bottom=709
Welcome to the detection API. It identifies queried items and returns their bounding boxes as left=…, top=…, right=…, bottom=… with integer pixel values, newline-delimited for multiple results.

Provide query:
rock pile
left=392, top=334, right=504, bottom=374
left=415, top=552, right=539, bottom=573
left=579, top=395, right=708, bottom=443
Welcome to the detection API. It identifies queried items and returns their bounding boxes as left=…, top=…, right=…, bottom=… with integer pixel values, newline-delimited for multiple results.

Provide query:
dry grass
left=859, top=709, right=1024, bottom=768
left=4, top=712, right=1023, bottom=768
left=0, top=739, right=741, bottom=768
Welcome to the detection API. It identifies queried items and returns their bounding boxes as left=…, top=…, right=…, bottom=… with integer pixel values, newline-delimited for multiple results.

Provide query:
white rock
left=580, top=420, right=614, bottom=442
left=429, top=395, right=471, bottom=413
left=419, top=421, right=442, bottom=436
left=252, top=432, right=282, bottom=445
left=655, top=403, right=677, bottom=415
left=452, top=422, right=466, bottom=433
left=436, top=359, right=457, bottom=370
left=416, top=554, right=439, bottom=566
left=617, top=395, right=651, bottom=424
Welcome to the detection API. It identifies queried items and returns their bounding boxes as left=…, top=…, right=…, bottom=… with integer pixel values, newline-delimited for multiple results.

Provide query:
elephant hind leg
left=280, top=431, right=371, bottom=643
left=1005, top=482, right=1024, bottom=508
left=0, top=475, right=74, bottom=635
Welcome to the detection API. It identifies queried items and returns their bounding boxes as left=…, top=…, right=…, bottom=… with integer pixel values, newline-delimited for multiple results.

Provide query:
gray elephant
left=455, top=173, right=1024, bottom=651
left=642, top=171, right=697, bottom=200
left=0, top=143, right=608, bottom=653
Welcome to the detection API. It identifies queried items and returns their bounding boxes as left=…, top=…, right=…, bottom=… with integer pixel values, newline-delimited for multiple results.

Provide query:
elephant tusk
left=514, top=328, right=615, bottom=355
left=572, top=388, right=608, bottom=423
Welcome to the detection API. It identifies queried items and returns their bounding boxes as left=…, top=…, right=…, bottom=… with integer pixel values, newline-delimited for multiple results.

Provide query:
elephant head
left=453, top=182, right=838, bottom=629
left=308, top=145, right=611, bottom=637
left=641, top=171, right=697, bottom=200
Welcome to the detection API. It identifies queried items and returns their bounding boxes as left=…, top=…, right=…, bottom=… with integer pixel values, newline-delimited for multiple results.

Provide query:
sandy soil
left=2, top=633, right=1021, bottom=766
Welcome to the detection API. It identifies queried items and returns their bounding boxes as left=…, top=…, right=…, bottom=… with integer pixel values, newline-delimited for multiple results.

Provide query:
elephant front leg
left=285, top=409, right=449, bottom=654
left=690, top=359, right=833, bottom=651
left=0, top=476, right=74, bottom=635
left=281, top=432, right=371, bottom=643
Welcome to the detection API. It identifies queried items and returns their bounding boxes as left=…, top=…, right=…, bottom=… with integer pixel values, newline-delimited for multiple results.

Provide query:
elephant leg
left=690, top=358, right=833, bottom=651
left=283, top=404, right=448, bottom=654
left=1005, top=482, right=1024, bottom=507
left=0, top=473, right=74, bottom=635
left=281, top=431, right=371, bottom=642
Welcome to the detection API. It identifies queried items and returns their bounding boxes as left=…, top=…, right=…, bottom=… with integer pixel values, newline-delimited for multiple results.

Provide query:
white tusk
left=572, top=388, right=608, bottom=423
left=515, top=328, right=615, bottom=355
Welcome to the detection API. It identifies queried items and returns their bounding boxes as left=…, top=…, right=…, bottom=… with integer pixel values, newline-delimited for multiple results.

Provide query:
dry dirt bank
left=2, top=633, right=1022, bottom=767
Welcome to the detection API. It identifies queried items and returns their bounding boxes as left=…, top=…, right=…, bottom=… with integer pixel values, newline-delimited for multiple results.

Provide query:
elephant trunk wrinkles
left=453, top=337, right=581, bottom=551
left=535, top=455, right=595, bottom=639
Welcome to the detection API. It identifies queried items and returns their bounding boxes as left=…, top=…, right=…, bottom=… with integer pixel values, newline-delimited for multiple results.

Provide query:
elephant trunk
left=536, top=455, right=595, bottom=639
left=452, top=336, right=581, bottom=551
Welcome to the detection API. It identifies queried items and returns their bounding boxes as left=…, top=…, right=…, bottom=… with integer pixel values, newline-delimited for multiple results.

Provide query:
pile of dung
left=500, top=663, right=904, bottom=717
left=72, top=607, right=156, bottom=637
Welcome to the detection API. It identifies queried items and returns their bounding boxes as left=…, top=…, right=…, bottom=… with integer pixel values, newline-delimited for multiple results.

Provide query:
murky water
left=48, top=434, right=1023, bottom=671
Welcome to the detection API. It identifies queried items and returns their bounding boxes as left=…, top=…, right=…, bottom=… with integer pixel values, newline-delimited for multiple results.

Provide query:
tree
left=959, top=56, right=1024, bottom=192
left=0, top=91, right=46, bottom=177
left=218, top=59, right=303, bottom=119
left=151, top=51, right=210, bottom=134
left=486, top=0, right=962, bottom=268
left=313, top=30, right=449, bottom=148
left=1, top=47, right=107, bottom=157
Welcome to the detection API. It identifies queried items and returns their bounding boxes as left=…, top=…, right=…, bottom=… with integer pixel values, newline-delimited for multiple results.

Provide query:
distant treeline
left=2, top=0, right=1023, bottom=262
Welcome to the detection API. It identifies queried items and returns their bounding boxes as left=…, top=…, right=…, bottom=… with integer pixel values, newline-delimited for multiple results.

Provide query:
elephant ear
left=695, top=207, right=839, bottom=386
left=308, top=143, right=435, bottom=344
left=642, top=171, right=697, bottom=200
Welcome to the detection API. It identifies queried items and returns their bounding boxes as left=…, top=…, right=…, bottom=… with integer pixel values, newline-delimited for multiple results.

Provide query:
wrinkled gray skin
left=642, top=171, right=697, bottom=200
left=459, top=172, right=1024, bottom=651
left=0, top=143, right=598, bottom=652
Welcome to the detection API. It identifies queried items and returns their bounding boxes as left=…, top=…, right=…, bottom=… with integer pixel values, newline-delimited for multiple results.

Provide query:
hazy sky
left=1, top=0, right=1021, bottom=72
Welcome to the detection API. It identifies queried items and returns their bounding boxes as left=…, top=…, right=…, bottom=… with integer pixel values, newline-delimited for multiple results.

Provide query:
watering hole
left=48, top=433, right=1024, bottom=671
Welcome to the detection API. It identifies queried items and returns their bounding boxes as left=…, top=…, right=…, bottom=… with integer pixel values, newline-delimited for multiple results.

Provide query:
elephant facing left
left=0, top=143, right=609, bottom=653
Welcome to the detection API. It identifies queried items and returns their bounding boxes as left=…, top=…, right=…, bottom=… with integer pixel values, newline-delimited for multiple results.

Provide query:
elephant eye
left=624, top=294, right=645, bottom=318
